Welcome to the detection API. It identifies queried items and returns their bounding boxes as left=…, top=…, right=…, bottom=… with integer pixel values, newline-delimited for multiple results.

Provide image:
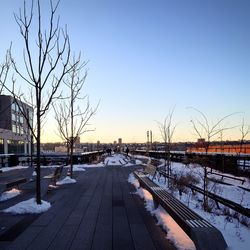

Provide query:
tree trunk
left=203, top=147, right=209, bottom=210
left=70, top=139, right=73, bottom=178
left=70, top=88, right=74, bottom=178
left=203, top=166, right=208, bottom=210
left=36, top=104, right=41, bottom=204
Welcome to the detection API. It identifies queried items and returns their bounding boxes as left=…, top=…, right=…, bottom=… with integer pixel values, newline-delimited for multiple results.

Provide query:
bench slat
left=140, top=176, right=206, bottom=222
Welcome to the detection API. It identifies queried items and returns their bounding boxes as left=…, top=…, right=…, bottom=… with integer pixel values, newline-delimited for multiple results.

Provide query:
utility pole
left=150, top=130, right=152, bottom=150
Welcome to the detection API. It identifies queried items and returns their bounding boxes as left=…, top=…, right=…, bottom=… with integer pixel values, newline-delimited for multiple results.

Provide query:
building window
left=12, top=113, right=16, bottom=121
left=0, top=139, right=3, bottom=154
left=7, top=140, right=25, bottom=154
left=20, top=116, right=24, bottom=124
left=11, top=102, right=16, bottom=111
left=16, top=126, right=20, bottom=134
left=19, top=105, right=24, bottom=113
left=28, top=111, right=33, bottom=126
left=12, top=124, right=16, bottom=133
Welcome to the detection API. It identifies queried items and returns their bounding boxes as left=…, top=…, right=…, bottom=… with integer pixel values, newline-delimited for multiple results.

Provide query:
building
left=118, top=138, right=122, bottom=144
left=0, top=95, right=33, bottom=154
left=54, top=145, right=68, bottom=153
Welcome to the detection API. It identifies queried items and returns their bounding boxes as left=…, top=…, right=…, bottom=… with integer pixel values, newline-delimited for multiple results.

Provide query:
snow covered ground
left=1, top=153, right=249, bottom=249
left=130, top=156, right=250, bottom=250
left=159, top=160, right=250, bottom=208
left=104, top=154, right=142, bottom=166
left=0, top=188, right=21, bottom=202
left=0, top=165, right=31, bottom=172
left=3, top=198, right=51, bottom=214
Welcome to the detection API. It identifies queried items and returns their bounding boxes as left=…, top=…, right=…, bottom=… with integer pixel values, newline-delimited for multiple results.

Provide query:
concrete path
left=0, top=165, right=176, bottom=250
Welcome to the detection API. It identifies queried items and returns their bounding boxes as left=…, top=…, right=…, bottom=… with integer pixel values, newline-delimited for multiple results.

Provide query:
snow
left=158, top=160, right=250, bottom=208
left=129, top=174, right=196, bottom=250
left=2, top=198, right=51, bottom=214
left=104, top=153, right=142, bottom=167
left=56, top=176, right=76, bottom=185
left=0, top=165, right=29, bottom=172
left=153, top=206, right=196, bottom=250
left=0, top=188, right=21, bottom=202
left=72, top=165, right=86, bottom=171
left=82, top=162, right=105, bottom=168
left=70, top=163, right=104, bottom=169
left=129, top=157, right=250, bottom=250
left=104, top=155, right=126, bottom=165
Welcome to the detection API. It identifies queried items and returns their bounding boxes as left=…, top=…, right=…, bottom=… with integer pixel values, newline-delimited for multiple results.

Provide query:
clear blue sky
left=1, top=0, right=250, bottom=143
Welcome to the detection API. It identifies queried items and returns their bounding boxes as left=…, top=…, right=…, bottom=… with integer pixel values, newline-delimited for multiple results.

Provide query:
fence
left=0, top=151, right=104, bottom=169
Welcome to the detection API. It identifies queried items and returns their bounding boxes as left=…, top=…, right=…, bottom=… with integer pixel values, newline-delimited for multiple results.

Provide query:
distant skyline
left=0, top=0, right=250, bottom=143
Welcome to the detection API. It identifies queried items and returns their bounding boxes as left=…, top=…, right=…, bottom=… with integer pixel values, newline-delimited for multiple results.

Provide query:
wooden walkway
left=0, top=166, right=176, bottom=250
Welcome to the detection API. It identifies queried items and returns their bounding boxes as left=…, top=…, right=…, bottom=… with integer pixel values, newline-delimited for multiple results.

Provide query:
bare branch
left=0, top=52, right=11, bottom=94
left=8, top=0, right=73, bottom=204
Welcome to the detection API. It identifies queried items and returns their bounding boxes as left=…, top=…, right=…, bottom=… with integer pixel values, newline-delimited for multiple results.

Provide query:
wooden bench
left=137, top=158, right=158, bottom=178
left=0, top=178, right=27, bottom=196
left=44, top=165, right=64, bottom=185
left=17, top=175, right=54, bottom=198
left=0, top=166, right=34, bottom=195
left=133, top=170, right=228, bottom=250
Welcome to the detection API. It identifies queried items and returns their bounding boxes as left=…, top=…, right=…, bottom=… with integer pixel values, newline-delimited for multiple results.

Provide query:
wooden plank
left=3, top=225, right=43, bottom=250
left=26, top=194, right=81, bottom=249
left=91, top=167, right=112, bottom=250
left=21, top=170, right=99, bottom=249
left=112, top=168, right=134, bottom=250
left=69, top=170, right=106, bottom=250
left=121, top=167, right=157, bottom=250
left=113, top=206, right=134, bottom=250
left=132, top=185, right=176, bottom=250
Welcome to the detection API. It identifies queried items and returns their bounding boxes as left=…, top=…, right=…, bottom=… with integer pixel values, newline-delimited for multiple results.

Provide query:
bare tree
left=0, top=54, right=11, bottom=94
left=188, top=107, right=236, bottom=210
left=238, top=118, right=250, bottom=155
left=4, top=0, right=76, bottom=204
left=53, top=55, right=98, bottom=178
left=232, top=117, right=250, bottom=172
left=157, top=107, right=177, bottom=186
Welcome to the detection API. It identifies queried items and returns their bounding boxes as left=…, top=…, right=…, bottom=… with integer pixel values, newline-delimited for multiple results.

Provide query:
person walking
left=125, top=146, right=129, bottom=156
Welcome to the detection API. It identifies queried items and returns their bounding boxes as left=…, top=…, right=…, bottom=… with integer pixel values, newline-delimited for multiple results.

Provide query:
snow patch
left=72, top=165, right=86, bottom=171
left=2, top=198, right=51, bottom=214
left=0, top=166, right=29, bottom=172
left=0, top=188, right=21, bottom=201
left=56, top=176, right=76, bottom=185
